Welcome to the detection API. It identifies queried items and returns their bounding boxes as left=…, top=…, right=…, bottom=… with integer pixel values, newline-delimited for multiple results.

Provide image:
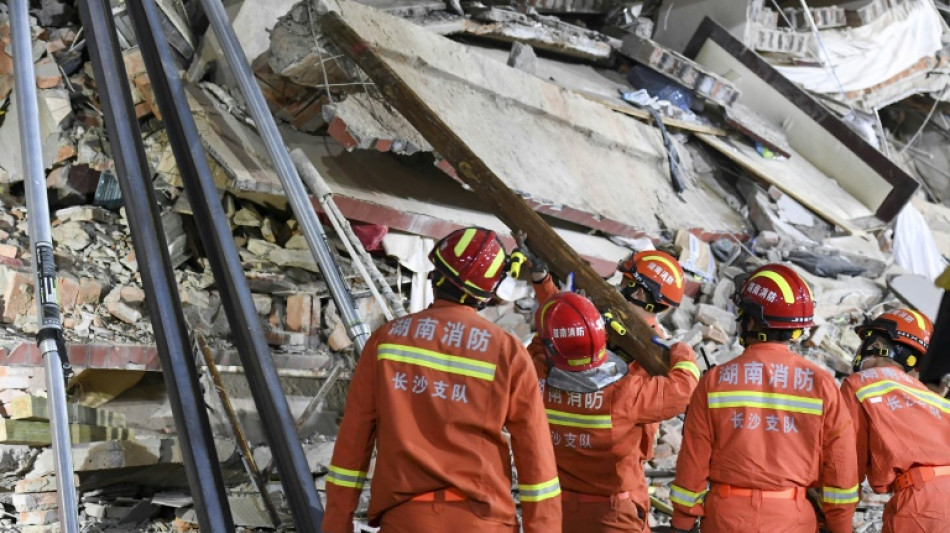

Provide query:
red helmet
left=736, top=264, right=814, bottom=329
left=429, top=227, right=507, bottom=301
left=537, top=292, right=608, bottom=372
left=854, top=308, right=932, bottom=368
left=617, top=250, right=685, bottom=309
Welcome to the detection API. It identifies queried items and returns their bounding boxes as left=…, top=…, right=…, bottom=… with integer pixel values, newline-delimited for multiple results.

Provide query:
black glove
left=512, top=230, right=548, bottom=282
left=671, top=528, right=697, bottom=533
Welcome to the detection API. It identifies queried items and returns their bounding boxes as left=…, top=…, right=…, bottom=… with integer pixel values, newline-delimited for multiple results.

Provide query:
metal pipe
left=78, top=2, right=235, bottom=530
left=124, top=1, right=325, bottom=529
left=9, top=3, right=80, bottom=531
left=291, top=148, right=407, bottom=319
left=200, top=0, right=370, bottom=356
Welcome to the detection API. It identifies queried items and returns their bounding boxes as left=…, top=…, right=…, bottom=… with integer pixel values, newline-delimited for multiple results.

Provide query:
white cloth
left=382, top=232, right=435, bottom=313
left=894, top=203, right=946, bottom=281
left=773, top=0, right=943, bottom=94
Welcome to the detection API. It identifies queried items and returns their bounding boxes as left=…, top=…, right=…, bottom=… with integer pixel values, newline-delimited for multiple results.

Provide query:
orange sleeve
left=532, top=274, right=558, bottom=307
left=506, top=342, right=562, bottom=532
left=670, top=374, right=712, bottom=531
left=625, top=342, right=700, bottom=424
left=322, top=333, right=380, bottom=533
left=819, top=382, right=859, bottom=533
left=840, top=378, right=870, bottom=483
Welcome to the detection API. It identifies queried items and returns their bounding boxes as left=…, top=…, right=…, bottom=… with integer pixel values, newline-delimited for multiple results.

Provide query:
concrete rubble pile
left=0, top=0, right=945, bottom=531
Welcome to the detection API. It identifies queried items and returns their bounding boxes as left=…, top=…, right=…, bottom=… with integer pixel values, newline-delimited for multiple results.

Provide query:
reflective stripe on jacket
left=322, top=299, right=561, bottom=533
left=671, top=343, right=858, bottom=533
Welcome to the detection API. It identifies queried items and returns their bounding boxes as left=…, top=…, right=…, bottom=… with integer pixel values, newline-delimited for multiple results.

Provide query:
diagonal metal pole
left=9, top=2, right=80, bottom=531
left=124, top=1, right=325, bottom=529
left=78, top=2, right=235, bottom=530
left=199, top=0, right=370, bottom=359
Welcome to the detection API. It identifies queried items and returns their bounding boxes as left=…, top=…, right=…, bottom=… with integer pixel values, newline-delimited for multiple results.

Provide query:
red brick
left=286, top=293, right=312, bottom=333
left=2, top=270, right=35, bottom=324
left=56, top=275, right=79, bottom=311
left=76, top=278, right=103, bottom=307
left=0, top=243, right=17, bottom=258
left=327, top=116, right=358, bottom=149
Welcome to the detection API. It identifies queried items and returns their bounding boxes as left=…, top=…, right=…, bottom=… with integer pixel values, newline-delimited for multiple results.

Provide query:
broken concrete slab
left=457, top=7, right=616, bottom=64
left=889, top=273, right=942, bottom=321
left=684, top=18, right=919, bottom=224
left=323, top=93, right=432, bottom=155
left=618, top=33, right=740, bottom=108
left=305, top=0, right=745, bottom=237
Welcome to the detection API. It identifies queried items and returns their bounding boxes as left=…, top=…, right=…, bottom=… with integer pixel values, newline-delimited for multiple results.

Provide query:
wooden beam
left=0, top=420, right=134, bottom=446
left=10, top=395, right=127, bottom=427
left=320, top=12, right=670, bottom=375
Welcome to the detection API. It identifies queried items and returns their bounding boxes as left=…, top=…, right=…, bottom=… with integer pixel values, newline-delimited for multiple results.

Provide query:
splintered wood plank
left=0, top=420, right=134, bottom=446
left=10, top=395, right=126, bottom=427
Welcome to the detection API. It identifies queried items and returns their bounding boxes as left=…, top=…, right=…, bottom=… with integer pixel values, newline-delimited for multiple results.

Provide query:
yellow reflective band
left=642, top=254, right=683, bottom=288
left=670, top=484, right=706, bottom=507
left=546, top=409, right=612, bottom=429
left=327, top=465, right=368, bottom=489
left=520, top=477, right=561, bottom=503
left=567, top=357, right=592, bottom=366
left=750, top=270, right=794, bottom=303
left=379, top=343, right=496, bottom=381
left=454, top=228, right=477, bottom=257
left=855, top=380, right=950, bottom=413
left=434, top=248, right=492, bottom=299
left=906, top=309, right=927, bottom=331
left=673, top=361, right=701, bottom=380
left=483, top=249, right=506, bottom=278
left=822, top=484, right=859, bottom=505
left=434, top=248, right=460, bottom=275
left=707, top=391, right=824, bottom=415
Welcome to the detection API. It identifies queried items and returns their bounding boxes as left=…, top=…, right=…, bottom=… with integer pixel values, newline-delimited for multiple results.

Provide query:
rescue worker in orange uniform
left=520, top=256, right=699, bottom=532
left=615, top=252, right=689, bottom=509
left=322, top=227, right=561, bottom=533
left=840, top=308, right=950, bottom=533
left=670, top=264, right=858, bottom=533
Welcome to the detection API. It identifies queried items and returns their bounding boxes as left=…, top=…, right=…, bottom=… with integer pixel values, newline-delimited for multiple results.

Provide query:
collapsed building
left=0, top=0, right=948, bottom=530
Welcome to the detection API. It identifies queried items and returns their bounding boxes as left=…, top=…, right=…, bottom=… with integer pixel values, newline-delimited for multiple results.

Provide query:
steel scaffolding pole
left=125, top=1, right=325, bottom=529
left=199, top=0, right=370, bottom=357
left=79, top=1, right=235, bottom=529
left=9, top=2, right=80, bottom=530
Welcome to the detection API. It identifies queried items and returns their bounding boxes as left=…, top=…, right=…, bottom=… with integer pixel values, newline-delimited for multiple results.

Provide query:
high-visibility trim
left=670, top=484, right=706, bottom=507
left=454, top=228, right=477, bottom=256
left=327, top=465, right=368, bottom=489
left=546, top=409, right=612, bottom=429
left=906, top=309, right=927, bottom=330
left=856, top=380, right=950, bottom=413
left=642, top=254, right=683, bottom=288
left=822, top=484, right=859, bottom=505
left=379, top=343, right=496, bottom=381
left=520, top=477, right=561, bottom=502
left=673, top=361, right=701, bottom=380
left=433, top=248, right=493, bottom=297
left=707, top=391, right=824, bottom=415
left=567, top=356, right=592, bottom=366
left=750, top=270, right=794, bottom=303
left=484, top=250, right=506, bottom=278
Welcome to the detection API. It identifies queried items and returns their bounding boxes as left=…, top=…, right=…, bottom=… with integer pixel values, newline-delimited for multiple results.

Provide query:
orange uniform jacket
left=322, top=300, right=562, bottom=533
left=671, top=343, right=859, bottom=533
left=529, top=341, right=699, bottom=501
left=840, top=368, right=950, bottom=490
left=530, top=275, right=699, bottom=511
left=536, top=277, right=666, bottom=463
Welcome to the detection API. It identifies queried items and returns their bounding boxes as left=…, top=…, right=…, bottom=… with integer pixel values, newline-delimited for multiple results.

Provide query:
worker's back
left=841, top=367, right=950, bottom=490
left=323, top=299, right=561, bottom=532
left=696, top=343, right=837, bottom=489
